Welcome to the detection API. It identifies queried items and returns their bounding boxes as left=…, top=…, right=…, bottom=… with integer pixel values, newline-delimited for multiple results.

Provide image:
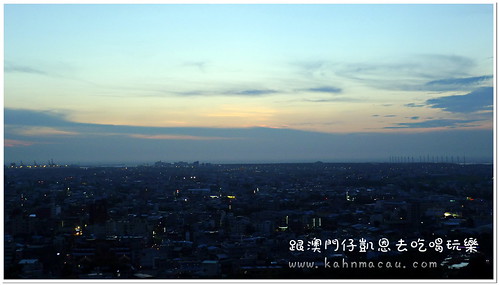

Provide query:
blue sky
left=4, top=4, right=494, bottom=164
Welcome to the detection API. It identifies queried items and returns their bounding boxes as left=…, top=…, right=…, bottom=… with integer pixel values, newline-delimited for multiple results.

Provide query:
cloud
left=303, top=97, right=361, bottom=103
left=301, top=54, right=479, bottom=92
left=5, top=64, right=47, bottom=75
left=341, top=54, right=473, bottom=81
left=129, top=134, right=234, bottom=140
left=15, top=127, right=78, bottom=137
left=384, top=115, right=396, bottom=118
left=409, top=116, right=419, bottom=120
left=428, top=75, right=493, bottom=85
left=405, top=103, right=425, bottom=108
left=425, top=75, right=493, bottom=91
left=172, top=90, right=210, bottom=96
left=4, top=139, right=36, bottom=147
left=385, top=119, right=481, bottom=129
left=5, top=108, right=73, bottom=127
left=4, top=108, right=492, bottom=165
left=171, top=84, right=359, bottom=98
left=425, top=87, right=493, bottom=113
left=4, top=108, right=248, bottom=142
left=302, top=86, right=342, bottom=94
left=173, top=88, right=279, bottom=97
left=228, top=89, right=278, bottom=96
left=183, top=61, right=208, bottom=72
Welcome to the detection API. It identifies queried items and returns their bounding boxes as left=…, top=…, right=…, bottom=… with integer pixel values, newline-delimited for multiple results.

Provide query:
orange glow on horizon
left=4, top=139, right=36, bottom=147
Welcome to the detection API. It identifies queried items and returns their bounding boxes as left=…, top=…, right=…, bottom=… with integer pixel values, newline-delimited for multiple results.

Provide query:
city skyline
left=4, top=4, right=494, bottom=164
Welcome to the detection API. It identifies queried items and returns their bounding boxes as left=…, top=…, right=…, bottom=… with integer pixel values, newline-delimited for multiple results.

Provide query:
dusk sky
left=4, top=4, right=494, bottom=164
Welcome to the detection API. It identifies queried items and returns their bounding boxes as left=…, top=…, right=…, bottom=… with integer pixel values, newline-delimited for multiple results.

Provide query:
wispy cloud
left=173, top=88, right=279, bottom=97
left=298, top=54, right=480, bottom=92
left=405, top=103, right=425, bottom=108
left=425, top=75, right=492, bottom=91
left=303, top=97, right=361, bottom=103
left=15, top=127, right=78, bottom=136
left=129, top=134, right=234, bottom=140
left=182, top=61, right=208, bottom=72
left=4, top=139, right=36, bottom=147
left=385, top=119, right=481, bottom=129
left=4, top=63, right=47, bottom=75
left=228, top=89, right=278, bottom=96
left=425, top=87, right=493, bottom=113
left=174, top=90, right=209, bottom=96
left=175, top=86, right=341, bottom=98
left=302, top=86, right=342, bottom=94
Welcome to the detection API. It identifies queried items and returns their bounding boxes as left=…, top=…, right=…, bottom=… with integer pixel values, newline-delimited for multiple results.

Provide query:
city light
left=74, top=226, right=83, bottom=236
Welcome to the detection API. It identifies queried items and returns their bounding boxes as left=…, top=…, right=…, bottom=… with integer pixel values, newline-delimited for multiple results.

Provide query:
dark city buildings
left=4, top=161, right=494, bottom=279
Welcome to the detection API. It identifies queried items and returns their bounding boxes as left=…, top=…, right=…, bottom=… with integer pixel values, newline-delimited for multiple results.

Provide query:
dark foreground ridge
left=4, top=162, right=494, bottom=279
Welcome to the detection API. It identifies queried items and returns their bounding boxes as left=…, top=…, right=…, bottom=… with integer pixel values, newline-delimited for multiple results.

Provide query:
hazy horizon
left=6, top=154, right=493, bottom=168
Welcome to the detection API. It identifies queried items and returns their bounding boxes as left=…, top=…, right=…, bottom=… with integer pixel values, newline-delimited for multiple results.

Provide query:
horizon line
left=4, top=159, right=493, bottom=168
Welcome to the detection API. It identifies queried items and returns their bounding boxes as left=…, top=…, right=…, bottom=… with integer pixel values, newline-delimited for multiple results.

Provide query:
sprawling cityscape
left=4, top=160, right=493, bottom=279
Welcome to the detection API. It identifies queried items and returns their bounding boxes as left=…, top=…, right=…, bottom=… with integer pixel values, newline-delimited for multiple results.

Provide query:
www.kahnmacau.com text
left=289, top=258, right=438, bottom=270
